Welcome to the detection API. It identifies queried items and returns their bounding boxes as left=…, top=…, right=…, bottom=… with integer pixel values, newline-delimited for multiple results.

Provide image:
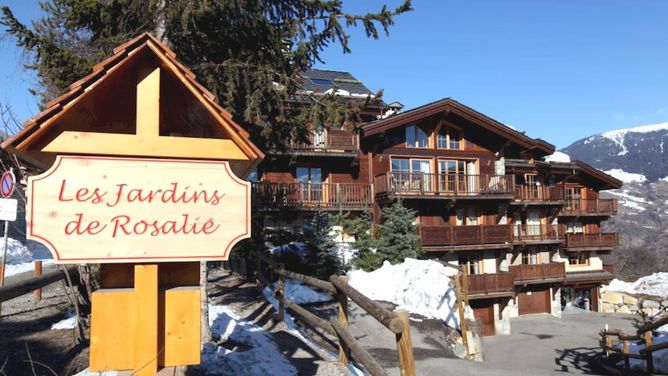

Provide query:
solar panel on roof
left=309, top=78, right=335, bottom=86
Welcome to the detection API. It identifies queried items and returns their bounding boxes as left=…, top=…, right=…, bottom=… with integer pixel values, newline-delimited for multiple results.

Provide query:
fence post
left=605, top=334, right=612, bottom=358
left=255, top=254, right=262, bottom=288
left=454, top=273, right=470, bottom=359
left=621, top=330, right=630, bottom=369
left=278, top=265, right=285, bottom=322
left=34, top=261, right=43, bottom=302
left=337, top=276, right=350, bottom=366
left=394, top=310, right=415, bottom=376
left=644, top=330, right=654, bottom=373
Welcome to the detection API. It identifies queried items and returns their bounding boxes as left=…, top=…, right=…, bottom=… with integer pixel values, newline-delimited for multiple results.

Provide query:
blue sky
left=2, top=1, right=668, bottom=148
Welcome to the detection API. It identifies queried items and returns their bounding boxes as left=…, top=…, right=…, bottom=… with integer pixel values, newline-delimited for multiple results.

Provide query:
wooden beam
left=136, top=66, right=161, bottom=137
left=42, top=132, right=249, bottom=160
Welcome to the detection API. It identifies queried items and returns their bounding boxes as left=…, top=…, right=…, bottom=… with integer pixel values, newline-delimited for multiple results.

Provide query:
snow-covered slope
left=563, top=121, right=668, bottom=182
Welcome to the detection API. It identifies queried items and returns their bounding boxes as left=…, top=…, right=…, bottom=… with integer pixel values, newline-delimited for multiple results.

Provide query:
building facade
left=252, top=70, right=622, bottom=336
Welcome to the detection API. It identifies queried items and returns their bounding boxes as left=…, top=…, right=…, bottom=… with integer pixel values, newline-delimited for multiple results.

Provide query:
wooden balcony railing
left=513, top=224, right=565, bottom=242
left=560, top=199, right=618, bottom=215
left=252, top=182, right=372, bottom=209
left=565, top=232, right=619, bottom=249
left=467, top=272, right=515, bottom=295
left=288, top=129, right=358, bottom=153
left=510, top=263, right=566, bottom=283
left=420, top=224, right=512, bottom=247
left=514, top=185, right=564, bottom=202
left=602, top=264, right=614, bottom=275
left=375, top=172, right=515, bottom=197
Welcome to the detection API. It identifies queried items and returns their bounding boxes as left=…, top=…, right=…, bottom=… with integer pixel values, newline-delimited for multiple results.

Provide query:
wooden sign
left=27, top=155, right=250, bottom=263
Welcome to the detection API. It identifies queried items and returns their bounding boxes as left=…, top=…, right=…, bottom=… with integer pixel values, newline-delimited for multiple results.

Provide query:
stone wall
left=600, top=290, right=666, bottom=315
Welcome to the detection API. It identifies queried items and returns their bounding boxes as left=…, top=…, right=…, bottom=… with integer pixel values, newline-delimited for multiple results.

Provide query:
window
left=521, top=250, right=539, bottom=265
left=565, top=187, right=582, bottom=211
left=456, top=208, right=480, bottom=226
left=439, top=159, right=473, bottom=192
left=296, top=167, right=322, bottom=202
left=391, top=158, right=432, bottom=191
left=566, top=222, right=584, bottom=234
left=437, top=127, right=462, bottom=150
left=309, top=78, right=335, bottom=86
left=459, top=254, right=482, bottom=275
left=406, top=124, right=429, bottom=148
left=524, top=174, right=540, bottom=199
left=568, top=253, right=589, bottom=266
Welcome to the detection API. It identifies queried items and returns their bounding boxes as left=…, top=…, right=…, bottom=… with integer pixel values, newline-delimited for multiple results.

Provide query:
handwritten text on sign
left=28, top=156, right=250, bottom=263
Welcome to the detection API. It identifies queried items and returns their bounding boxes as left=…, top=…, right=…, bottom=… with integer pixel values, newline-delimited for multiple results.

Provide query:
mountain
left=562, top=122, right=668, bottom=182
left=560, top=122, right=668, bottom=277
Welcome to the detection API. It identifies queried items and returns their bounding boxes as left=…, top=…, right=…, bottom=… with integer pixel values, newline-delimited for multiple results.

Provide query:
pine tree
left=375, top=200, right=421, bottom=264
left=1, top=0, right=412, bottom=150
left=304, top=211, right=345, bottom=280
left=340, top=211, right=382, bottom=271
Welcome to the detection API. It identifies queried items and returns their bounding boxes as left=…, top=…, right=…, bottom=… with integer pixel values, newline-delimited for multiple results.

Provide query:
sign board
left=0, top=198, right=17, bottom=221
left=27, top=155, right=251, bottom=263
left=1, top=170, right=15, bottom=198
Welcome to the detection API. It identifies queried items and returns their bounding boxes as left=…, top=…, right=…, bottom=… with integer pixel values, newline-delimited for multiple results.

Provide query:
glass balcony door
left=297, top=167, right=323, bottom=203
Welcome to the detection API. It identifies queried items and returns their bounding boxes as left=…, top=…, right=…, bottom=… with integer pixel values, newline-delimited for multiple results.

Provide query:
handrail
left=374, top=172, right=515, bottom=196
left=561, top=198, right=618, bottom=214
left=252, top=182, right=373, bottom=208
left=600, top=314, right=668, bottom=373
left=0, top=266, right=79, bottom=303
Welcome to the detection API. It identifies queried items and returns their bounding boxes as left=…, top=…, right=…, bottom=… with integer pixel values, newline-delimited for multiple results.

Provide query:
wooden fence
left=253, top=253, right=415, bottom=376
left=599, top=314, right=668, bottom=373
left=0, top=265, right=78, bottom=304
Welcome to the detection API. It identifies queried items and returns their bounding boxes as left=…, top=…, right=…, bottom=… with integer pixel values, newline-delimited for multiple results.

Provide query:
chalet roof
left=361, top=98, right=555, bottom=156
left=506, top=158, right=623, bottom=190
left=2, top=32, right=264, bottom=172
left=300, top=69, right=375, bottom=96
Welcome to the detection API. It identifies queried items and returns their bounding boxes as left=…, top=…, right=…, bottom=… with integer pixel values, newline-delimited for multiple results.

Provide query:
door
left=527, top=210, right=541, bottom=237
left=471, top=301, right=496, bottom=336
left=412, top=159, right=432, bottom=191
left=296, top=167, right=322, bottom=203
left=313, top=125, right=326, bottom=148
left=565, top=188, right=582, bottom=211
left=518, top=288, right=551, bottom=315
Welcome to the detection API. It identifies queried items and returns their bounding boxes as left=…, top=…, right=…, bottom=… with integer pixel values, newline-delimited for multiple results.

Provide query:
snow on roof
left=603, top=273, right=668, bottom=298
left=347, top=258, right=469, bottom=330
left=604, top=169, right=647, bottom=184
left=544, top=151, right=571, bottom=163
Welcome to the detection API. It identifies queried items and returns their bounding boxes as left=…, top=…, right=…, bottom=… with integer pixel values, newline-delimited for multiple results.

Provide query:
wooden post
left=621, top=330, right=630, bottom=369
left=337, top=276, right=350, bottom=366
left=394, top=310, right=415, bottom=376
left=462, top=266, right=470, bottom=307
left=34, top=261, right=43, bottom=302
left=605, top=334, right=612, bottom=358
left=454, top=273, right=470, bottom=359
left=134, top=264, right=159, bottom=376
left=278, top=266, right=285, bottom=322
left=256, top=255, right=262, bottom=288
left=644, top=330, right=654, bottom=373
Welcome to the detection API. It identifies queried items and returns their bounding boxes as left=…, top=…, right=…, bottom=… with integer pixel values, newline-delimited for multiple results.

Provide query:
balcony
left=560, top=199, right=618, bottom=216
left=513, top=224, right=565, bottom=244
left=467, top=272, right=515, bottom=298
left=420, top=224, right=513, bottom=250
left=374, top=172, right=515, bottom=200
left=510, top=263, right=566, bottom=284
left=564, top=232, right=619, bottom=250
left=514, top=185, right=564, bottom=203
left=252, top=182, right=372, bottom=210
left=275, top=129, right=358, bottom=157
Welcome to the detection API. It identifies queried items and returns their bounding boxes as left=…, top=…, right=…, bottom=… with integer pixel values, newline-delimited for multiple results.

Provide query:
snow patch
left=269, top=279, right=332, bottom=304
left=604, top=169, right=647, bottom=183
left=603, top=273, right=668, bottom=298
left=544, top=151, right=571, bottom=163
left=347, top=258, right=468, bottom=329
left=599, top=121, right=668, bottom=156
left=51, top=311, right=77, bottom=330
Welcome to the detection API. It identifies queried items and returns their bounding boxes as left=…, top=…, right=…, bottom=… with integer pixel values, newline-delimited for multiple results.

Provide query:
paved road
left=482, top=310, right=636, bottom=375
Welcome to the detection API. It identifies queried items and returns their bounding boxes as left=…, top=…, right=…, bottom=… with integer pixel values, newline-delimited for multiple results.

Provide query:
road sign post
left=0, top=169, right=18, bottom=317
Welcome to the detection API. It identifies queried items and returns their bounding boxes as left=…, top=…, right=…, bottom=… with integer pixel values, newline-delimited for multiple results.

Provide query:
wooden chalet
left=253, top=84, right=622, bottom=335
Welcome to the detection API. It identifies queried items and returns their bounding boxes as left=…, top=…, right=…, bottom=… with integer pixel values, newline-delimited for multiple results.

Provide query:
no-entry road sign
left=0, top=171, right=15, bottom=198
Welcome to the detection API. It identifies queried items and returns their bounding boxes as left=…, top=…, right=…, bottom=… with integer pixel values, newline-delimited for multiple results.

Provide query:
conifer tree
left=1, top=1, right=412, bottom=149
left=375, top=200, right=421, bottom=264
left=304, top=211, right=345, bottom=279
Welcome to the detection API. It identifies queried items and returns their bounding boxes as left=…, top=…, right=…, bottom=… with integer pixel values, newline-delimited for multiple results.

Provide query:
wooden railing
left=602, top=264, right=614, bottom=275
left=565, top=232, right=619, bottom=248
left=374, top=172, right=514, bottom=197
left=420, top=224, right=513, bottom=246
left=253, top=253, right=415, bottom=376
left=513, top=224, right=565, bottom=242
left=509, top=263, right=565, bottom=283
left=514, top=185, right=564, bottom=201
left=289, top=129, right=358, bottom=153
left=561, top=199, right=618, bottom=215
left=467, top=272, right=514, bottom=295
left=600, top=314, right=668, bottom=373
left=252, top=182, right=372, bottom=209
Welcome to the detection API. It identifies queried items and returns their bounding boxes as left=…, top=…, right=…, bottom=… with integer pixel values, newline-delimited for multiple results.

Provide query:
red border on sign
left=1, top=171, right=15, bottom=198
left=28, top=155, right=251, bottom=262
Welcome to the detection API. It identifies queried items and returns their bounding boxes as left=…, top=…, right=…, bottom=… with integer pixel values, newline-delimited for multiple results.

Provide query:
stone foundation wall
left=600, top=291, right=666, bottom=315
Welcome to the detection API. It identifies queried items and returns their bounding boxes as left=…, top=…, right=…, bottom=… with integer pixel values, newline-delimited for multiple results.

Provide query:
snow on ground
left=51, top=310, right=77, bottom=330
left=603, top=273, right=668, bottom=298
left=604, top=169, right=647, bottom=183
left=4, top=259, right=54, bottom=277
left=594, top=121, right=668, bottom=157
left=544, top=151, right=571, bottom=163
left=606, top=189, right=648, bottom=212
left=616, top=333, right=668, bottom=373
left=347, top=258, right=468, bottom=330
left=201, top=304, right=298, bottom=376
left=1, top=237, right=54, bottom=277
left=269, top=278, right=332, bottom=304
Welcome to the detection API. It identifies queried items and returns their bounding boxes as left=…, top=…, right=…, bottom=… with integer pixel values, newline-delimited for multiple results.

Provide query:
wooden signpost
left=1, top=33, right=263, bottom=375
